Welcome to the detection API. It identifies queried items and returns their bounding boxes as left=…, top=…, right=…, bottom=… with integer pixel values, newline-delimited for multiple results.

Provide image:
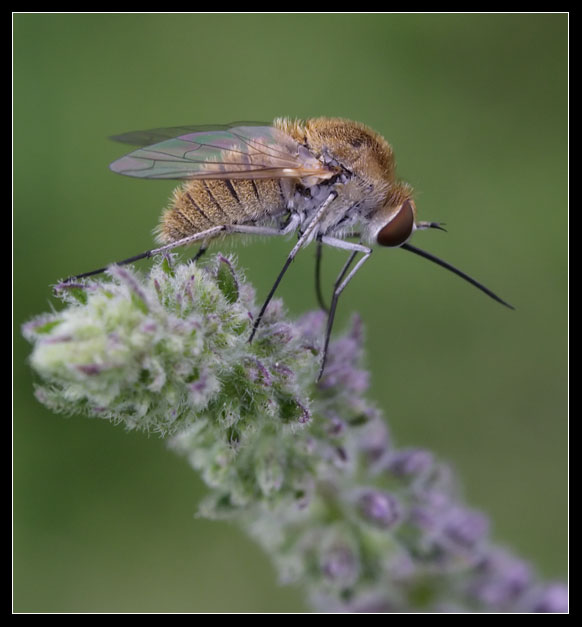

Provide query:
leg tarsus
left=190, top=245, right=208, bottom=263
left=317, top=248, right=372, bottom=381
left=315, top=238, right=329, bottom=313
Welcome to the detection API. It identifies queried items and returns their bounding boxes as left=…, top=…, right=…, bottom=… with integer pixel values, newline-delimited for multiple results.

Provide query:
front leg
left=317, top=236, right=373, bottom=381
left=249, top=192, right=338, bottom=343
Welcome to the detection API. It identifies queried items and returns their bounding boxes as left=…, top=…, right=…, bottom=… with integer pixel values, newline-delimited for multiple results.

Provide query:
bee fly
left=69, top=117, right=513, bottom=379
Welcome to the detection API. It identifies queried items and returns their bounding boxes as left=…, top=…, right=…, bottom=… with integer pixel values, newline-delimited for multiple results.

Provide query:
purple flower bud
left=318, top=345, right=369, bottom=392
left=443, top=506, right=489, bottom=550
left=327, top=415, right=346, bottom=437
left=529, top=582, right=568, bottom=613
left=317, top=316, right=369, bottom=393
left=357, top=417, right=392, bottom=468
left=468, top=548, right=533, bottom=609
left=268, top=321, right=294, bottom=345
left=358, top=490, right=400, bottom=529
left=387, top=448, right=434, bottom=478
left=245, top=358, right=272, bottom=386
left=342, top=594, right=394, bottom=613
left=40, top=334, right=73, bottom=345
left=321, top=545, right=359, bottom=587
left=270, top=362, right=293, bottom=379
left=298, top=406, right=311, bottom=424
left=75, top=363, right=105, bottom=376
left=108, top=265, right=150, bottom=310
left=295, top=310, right=327, bottom=344
left=186, top=368, right=219, bottom=408
left=140, top=320, right=158, bottom=334
left=409, top=491, right=489, bottom=568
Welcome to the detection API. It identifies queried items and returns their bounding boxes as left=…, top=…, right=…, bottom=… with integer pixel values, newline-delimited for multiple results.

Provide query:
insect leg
left=249, top=192, right=337, bottom=342
left=317, top=237, right=372, bottom=381
left=67, top=250, right=155, bottom=281
left=66, top=225, right=228, bottom=282
left=67, top=221, right=294, bottom=283
left=314, top=237, right=328, bottom=312
left=188, top=218, right=298, bottom=265
left=190, top=246, right=208, bottom=263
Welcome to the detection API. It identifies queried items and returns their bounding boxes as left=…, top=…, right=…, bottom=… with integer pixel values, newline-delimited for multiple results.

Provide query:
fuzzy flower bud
left=357, top=489, right=400, bottom=529
left=23, top=254, right=566, bottom=613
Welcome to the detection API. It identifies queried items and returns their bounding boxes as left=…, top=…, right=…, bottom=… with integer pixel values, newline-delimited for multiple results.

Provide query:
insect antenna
left=400, top=243, right=514, bottom=309
left=417, top=221, right=447, bottom=233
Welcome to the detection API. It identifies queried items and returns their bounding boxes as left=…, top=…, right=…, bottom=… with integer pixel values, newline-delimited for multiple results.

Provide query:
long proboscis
left=400, top=243, right=514, bottom=310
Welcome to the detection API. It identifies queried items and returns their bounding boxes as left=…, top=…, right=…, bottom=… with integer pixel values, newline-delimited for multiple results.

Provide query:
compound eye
left=376, top=199, right=415, bottom=247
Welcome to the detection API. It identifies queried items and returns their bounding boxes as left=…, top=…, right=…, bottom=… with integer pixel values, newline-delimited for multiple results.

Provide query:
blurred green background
left=14, top=14, right=567, bottom=612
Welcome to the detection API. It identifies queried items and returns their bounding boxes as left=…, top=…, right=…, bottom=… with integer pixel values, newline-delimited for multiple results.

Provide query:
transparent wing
left=110, top=122, right=266, bottom=147
left=109, top=125, right=332, bottom=181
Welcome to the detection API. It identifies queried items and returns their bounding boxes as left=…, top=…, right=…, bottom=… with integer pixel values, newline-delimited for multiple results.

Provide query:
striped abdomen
left=158, top=177, right=290, bottom=244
